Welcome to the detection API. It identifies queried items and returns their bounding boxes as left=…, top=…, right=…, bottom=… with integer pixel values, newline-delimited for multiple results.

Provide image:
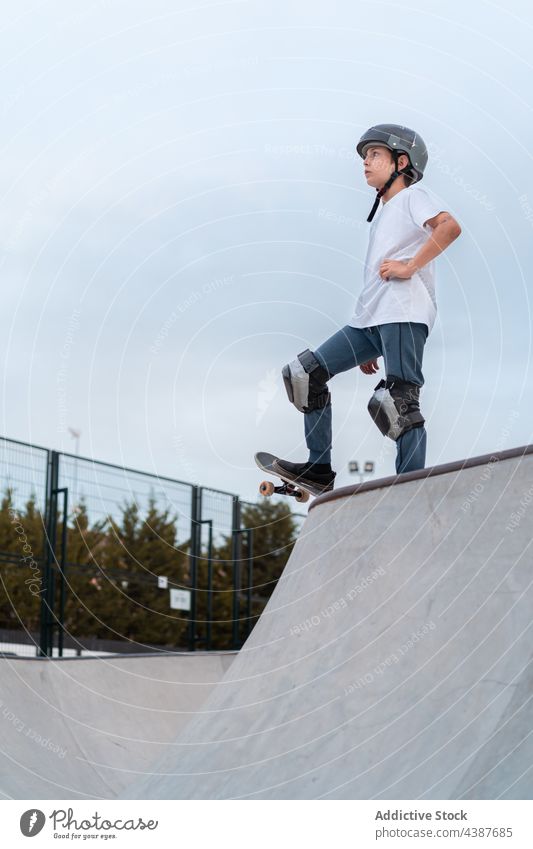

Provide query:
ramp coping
left=310, top=442, right=533, bottom=511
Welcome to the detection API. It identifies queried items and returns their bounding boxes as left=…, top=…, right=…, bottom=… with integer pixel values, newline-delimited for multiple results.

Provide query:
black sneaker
left=272, top=458, right=336, bottom=493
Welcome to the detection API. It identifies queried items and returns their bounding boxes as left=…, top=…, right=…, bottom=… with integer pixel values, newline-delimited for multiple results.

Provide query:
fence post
left=245, top=528, right=254, bottom=639
left=55, top=487, right=69, bottom=657
left=39, top=451, right=59, bottom=657
left=188, top=486, right=201, bottom=651
left=198, top=519, right=213, bottom=650
left=231, top=496, right=242, bottom=649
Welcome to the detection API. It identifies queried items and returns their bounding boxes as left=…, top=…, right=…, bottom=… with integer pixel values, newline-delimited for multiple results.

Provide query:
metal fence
left=0, top=436, right=305, bottom=657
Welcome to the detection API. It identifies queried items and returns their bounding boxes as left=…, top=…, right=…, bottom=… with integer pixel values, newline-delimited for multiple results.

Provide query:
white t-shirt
left=350, top=184, right=447, bottom=334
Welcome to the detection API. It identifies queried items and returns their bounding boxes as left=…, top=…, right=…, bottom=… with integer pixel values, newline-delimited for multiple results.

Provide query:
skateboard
left=255, top=451, right=326, bottom=503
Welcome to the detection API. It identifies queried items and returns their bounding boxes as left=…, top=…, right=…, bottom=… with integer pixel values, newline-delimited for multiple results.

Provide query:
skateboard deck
left=254, top=452, right=326, bottom=503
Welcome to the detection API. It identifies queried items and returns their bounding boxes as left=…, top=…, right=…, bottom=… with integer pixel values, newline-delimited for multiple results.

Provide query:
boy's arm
left=405, top=211, right=461, bottom=272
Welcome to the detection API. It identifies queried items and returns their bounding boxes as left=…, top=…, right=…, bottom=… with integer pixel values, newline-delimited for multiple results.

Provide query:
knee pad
left=282, top=349, right=331, bottom=413
left=368, top=376, right=425, bottom=441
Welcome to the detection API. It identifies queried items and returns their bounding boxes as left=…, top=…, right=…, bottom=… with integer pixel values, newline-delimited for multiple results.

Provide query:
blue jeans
left=304, top=322, right=428, bottom=474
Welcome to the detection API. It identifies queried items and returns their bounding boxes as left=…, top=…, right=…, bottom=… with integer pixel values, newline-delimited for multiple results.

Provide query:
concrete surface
left=3, top=447, right=533, bottom=800
left=0, top=652, right=235, bottom=799
left=126, top=449, right=533, bottom=799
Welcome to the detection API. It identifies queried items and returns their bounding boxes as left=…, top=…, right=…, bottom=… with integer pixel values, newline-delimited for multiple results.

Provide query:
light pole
left=348, top=460, right=375, bottom=484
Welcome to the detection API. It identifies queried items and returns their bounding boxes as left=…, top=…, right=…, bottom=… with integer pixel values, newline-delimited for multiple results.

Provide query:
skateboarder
left=275, top=123, right=462, bottom=493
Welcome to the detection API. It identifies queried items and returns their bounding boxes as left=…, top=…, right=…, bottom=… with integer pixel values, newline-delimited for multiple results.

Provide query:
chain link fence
left=0, top=437, right=305, bottom=657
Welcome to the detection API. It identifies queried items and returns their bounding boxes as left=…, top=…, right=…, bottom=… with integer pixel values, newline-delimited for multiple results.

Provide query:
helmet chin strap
left=367, top=151, right=409, bottom=223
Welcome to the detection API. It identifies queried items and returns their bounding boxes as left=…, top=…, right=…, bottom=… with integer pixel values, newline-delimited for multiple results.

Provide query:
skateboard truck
left=258, top=479, right=310, bottom=503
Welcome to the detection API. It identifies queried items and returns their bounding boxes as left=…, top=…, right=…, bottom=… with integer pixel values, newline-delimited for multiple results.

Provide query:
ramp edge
left=310, top=442, right=533, bottom=511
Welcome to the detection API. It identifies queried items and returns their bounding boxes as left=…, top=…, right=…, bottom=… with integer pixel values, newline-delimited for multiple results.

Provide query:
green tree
left=0, top=489, right=45, bottom=638
left=196, top=501, right=299, bottom=649
left=60, top=500, right=111, bottom=645
left=64, top=495, right=189, bottom=648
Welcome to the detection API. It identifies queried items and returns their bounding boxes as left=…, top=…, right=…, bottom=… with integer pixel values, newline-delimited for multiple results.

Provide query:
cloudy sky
left=0, top=0, right=531, bottom=502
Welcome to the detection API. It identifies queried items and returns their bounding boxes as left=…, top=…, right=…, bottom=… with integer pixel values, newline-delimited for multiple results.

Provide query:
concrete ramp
left=128, top=446, right=533, bottom=799
left=0, top=652, right=235, bottom=799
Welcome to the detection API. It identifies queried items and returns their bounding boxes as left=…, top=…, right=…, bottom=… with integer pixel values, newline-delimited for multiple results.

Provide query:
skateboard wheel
left=259, top=480, right=275, bottom=497
left=295, top=489, right=310, bottom=504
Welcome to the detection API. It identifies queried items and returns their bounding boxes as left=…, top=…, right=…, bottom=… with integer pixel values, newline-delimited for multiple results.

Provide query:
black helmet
left=357, top=124, right=428, bottom=222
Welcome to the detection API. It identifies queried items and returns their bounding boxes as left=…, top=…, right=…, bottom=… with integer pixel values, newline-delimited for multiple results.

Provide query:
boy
left=275, top=123, right=461, bottom=493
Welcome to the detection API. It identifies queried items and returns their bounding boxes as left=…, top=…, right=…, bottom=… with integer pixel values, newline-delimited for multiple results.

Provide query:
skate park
left=0, top=0, right=531, bottom=827
left=2, top=444, right=532, bottom=800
